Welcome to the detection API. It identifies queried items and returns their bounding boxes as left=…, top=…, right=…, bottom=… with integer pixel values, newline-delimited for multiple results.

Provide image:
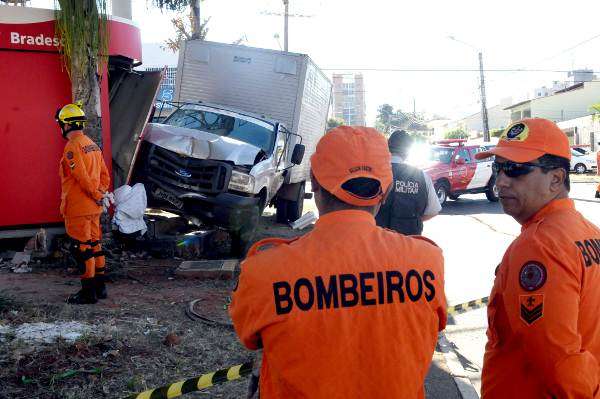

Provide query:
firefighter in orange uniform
left=56, top=103, right=110, bottom=304
left=229, top=126, right=447, bottom=398
left=475, top=118, right=600, bottom=398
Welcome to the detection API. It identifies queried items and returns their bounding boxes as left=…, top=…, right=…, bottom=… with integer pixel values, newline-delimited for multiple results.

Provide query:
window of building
left=523, top=109, right=531, bottom=118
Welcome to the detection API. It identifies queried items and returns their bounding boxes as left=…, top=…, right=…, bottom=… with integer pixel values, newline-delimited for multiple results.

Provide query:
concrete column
left=112, top=0, right=132, bottom=20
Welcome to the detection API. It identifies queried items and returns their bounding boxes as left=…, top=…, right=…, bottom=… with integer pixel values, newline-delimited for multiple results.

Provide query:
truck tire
left=231, top=205, right=261, bottom=257
left=275, top=182, right=305, bottom=223
left=435, top=181, right=450, bottom=205
left=286, top=182, right=305, bottom=222
left=275, top=197, right=289, bottom=223
left=486, top=177, right=500, bottom=202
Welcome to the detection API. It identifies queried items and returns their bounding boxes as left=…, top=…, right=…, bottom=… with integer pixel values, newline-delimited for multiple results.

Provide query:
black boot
left=67, top=278, right=97, bottom=304
left=595, top=191, right=600, bottom=199
left=94, top=275, right=107, bottom=299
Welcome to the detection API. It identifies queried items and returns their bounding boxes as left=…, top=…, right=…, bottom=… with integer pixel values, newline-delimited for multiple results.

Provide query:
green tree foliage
left=444, top=129, right=468, bottom=139
left=54, top=0, right=109, bottom=146
left=590, top=103, right=600, bottom=122
left=326, top=118, right=344, bottom=131
left=490, top=128, right=505, bottom=137
left=375, top=104, right=395, bottom=134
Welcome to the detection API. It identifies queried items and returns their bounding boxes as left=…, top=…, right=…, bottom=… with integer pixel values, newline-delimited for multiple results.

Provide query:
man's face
left=494, top=156, right=560, bottom=224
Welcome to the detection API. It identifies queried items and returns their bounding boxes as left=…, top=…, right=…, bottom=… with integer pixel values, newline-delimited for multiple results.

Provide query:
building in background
left=534, top=69, right=597, bottom=98
left=456, top=97, right=513, bottom=138
left=332, top=73, right=366, bottom=126
left=506, top=80, right=600, bottom=124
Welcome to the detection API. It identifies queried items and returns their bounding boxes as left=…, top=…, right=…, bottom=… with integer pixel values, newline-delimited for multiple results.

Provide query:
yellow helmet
left=55, top=102, right=86, bottom=138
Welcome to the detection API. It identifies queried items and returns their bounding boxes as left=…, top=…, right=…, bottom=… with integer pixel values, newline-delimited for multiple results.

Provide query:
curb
left=438, top=333, right=480, bottom=399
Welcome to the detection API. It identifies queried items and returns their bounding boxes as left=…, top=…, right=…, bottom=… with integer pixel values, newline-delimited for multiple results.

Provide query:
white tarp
left=112, top=183, right=148, bottom=235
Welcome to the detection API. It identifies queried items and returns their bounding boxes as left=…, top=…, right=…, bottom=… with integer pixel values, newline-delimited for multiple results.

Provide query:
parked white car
left=570, top=149, right=597, bottom=174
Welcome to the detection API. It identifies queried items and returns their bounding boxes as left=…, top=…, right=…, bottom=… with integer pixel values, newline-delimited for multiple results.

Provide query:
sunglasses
left=492, top=161, right=550, bottom=178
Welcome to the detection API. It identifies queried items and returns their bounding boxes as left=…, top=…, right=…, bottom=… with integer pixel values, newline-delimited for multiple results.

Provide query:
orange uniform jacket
left=482, top=199, right=600, bottom=398
left=59, top=132, right=109, bottom=217
left=229, top=210, right=447, bottom=398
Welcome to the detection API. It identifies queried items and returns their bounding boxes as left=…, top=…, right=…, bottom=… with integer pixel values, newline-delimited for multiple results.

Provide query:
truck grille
left=146, top=145, right=231, bottom=194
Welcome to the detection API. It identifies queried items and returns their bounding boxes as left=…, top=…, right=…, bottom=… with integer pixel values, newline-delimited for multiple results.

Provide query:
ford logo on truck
left=175, top=168, right=192, bottom=178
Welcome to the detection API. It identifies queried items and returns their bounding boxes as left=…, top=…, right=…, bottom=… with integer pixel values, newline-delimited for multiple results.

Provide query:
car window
left=455, top=148, right=472, bottom=163
left=472, top=146, right=494, bottom=162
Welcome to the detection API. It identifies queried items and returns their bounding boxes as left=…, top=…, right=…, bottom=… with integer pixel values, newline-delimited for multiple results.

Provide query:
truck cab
left=131, top=102, right=305, bottom=253
left=421, top=140, right=498, bottom=204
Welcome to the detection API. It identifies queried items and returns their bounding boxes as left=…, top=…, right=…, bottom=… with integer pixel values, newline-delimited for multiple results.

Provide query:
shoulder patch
left=520, top=294, right=544, bottom=325
left=246, top=237, right=299, bottom=258
left=411, top=235, right=439, bottom=248
left=519, top=261, right=547, bottom=291
left=66, top=151, right=74, bottom=160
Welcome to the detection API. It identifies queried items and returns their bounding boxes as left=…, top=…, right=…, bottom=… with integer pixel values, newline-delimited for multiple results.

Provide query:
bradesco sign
left=0, top=21, right=61, bottom=52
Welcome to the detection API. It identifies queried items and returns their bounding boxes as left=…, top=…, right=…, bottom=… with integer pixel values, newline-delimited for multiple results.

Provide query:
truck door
left=466, top=147, right=493, bottom=189
left=453, top=148, right=473, bottom=189
left=269, top=125, right=288, bottom=199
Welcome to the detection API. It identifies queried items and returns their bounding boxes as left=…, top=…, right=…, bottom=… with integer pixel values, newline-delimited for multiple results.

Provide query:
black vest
left=376, top=162, right=428, bottom=235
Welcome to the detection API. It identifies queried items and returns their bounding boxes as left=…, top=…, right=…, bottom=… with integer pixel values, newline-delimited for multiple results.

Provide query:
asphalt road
left=423, top=181, right=600, bottom=396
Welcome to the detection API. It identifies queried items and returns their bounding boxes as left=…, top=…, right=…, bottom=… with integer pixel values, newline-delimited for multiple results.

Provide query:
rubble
left=10, top=252, right=31, bottom=273
left=0, top=321, right=93, bottom=344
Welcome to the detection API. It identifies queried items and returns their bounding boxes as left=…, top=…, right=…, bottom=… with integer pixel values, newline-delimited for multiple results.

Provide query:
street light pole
left=448, top=36, right=490, bottom=142
left=478, top=52, right=490, bottom=142
left=283, top=0, right=289, bottom=52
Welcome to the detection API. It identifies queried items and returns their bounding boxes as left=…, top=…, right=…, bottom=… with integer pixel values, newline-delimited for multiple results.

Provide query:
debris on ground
left=0, top=321, right=93, bottom=344
left=10, top=252, right=31, bottom=273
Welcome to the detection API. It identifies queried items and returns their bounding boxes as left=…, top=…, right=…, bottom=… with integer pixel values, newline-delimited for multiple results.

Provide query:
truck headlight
left=228, top=170, right=255, bottom=193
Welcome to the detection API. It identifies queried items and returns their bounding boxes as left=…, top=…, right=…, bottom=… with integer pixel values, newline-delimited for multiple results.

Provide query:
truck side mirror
left=291, top=144, right=305, bottom=165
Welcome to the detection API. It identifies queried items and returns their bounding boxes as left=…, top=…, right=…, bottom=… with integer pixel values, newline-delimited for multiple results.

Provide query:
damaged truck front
left=129, top=40, right=331, bottom=252
left=131, top=103, right=305, bottom=251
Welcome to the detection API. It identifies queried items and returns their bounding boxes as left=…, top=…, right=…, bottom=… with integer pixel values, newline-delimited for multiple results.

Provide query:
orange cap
left=475, top=118, right=571, bottom=162
left=310, top=126, right=392, bottom=206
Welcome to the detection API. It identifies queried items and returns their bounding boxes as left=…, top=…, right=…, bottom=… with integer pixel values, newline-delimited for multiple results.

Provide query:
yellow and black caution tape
left=447, top=296, right=489, bottom=315
left=124, top=362, right=253, bottom=399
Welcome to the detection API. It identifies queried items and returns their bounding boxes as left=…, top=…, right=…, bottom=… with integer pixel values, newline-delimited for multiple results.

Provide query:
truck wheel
left=435, top=181, right=449, bottom=205
left=286, top=182, right=305, bottom=222
left=231, top=205, right=260, bottom=257
left=275, top=197, right=289, bottom=223
left=486, top=177, right=500, bottom=202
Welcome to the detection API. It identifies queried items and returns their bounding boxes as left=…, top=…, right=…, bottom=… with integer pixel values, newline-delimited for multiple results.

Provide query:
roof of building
left=505, top=81, right=592, bottom=110
left=504, top=99, right=532, bottom=110
left=555, top=82, right=584, bottom=94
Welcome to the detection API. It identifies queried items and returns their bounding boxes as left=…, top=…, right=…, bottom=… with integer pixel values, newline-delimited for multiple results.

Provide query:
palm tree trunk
left=190, top=0, right=201, bottom=39
left=71, top=53, right=103, bottom=146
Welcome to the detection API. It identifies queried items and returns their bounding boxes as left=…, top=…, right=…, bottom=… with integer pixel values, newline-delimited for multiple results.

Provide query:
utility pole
left=479, top=52, right=490, bottom=142
left=283, top=0, right=289, bottom=52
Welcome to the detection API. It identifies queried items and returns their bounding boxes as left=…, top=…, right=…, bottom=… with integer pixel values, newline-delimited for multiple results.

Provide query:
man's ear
left=549, top=168, right=566, bottom=192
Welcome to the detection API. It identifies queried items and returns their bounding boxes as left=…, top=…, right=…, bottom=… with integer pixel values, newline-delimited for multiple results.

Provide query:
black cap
left=388, top=130, right=413, bottom=155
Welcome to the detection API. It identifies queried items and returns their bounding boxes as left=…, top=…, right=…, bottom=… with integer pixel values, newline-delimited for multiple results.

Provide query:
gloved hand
left=101, top=191, right=115, bottom=213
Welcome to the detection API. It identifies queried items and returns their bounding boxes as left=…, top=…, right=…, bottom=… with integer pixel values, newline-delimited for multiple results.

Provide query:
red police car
left=421, top=140, right=499, bottom=205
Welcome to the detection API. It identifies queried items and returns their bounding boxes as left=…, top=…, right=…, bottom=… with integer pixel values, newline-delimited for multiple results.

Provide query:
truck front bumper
left=146, top=178, right=260, bottom=231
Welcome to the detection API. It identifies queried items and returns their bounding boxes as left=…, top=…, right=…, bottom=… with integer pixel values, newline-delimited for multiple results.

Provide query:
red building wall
left=0, top=8, right=141, bottom=228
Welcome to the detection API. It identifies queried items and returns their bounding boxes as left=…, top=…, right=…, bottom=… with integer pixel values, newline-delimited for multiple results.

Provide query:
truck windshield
left=428, top=147, right=455, bottom=164
left=164, top=108, right=275, bottom=153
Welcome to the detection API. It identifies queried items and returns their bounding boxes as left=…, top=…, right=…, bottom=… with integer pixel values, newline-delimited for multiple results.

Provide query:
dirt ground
left=0, top=209, right=312, bottom=399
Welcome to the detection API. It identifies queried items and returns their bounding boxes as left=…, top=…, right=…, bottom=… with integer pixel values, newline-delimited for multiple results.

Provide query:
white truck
left=131, top=41, right=332, bottom=252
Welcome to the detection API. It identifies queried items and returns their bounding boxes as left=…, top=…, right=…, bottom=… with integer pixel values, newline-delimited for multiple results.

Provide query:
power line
left=322, top=68, right=600, bottom=73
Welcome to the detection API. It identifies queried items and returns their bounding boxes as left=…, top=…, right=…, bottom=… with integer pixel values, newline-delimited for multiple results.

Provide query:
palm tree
left=54, top=0, right=109, bottom=146
left=152, top=0, right=202, bottom=39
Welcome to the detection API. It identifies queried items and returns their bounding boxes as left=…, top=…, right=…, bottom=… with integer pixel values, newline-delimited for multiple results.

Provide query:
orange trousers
left=65, top=214, right=105, bottom=279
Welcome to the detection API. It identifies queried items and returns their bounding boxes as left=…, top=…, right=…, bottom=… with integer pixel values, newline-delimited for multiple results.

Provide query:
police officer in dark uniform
left=376, top=130, right=441, bottom=235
